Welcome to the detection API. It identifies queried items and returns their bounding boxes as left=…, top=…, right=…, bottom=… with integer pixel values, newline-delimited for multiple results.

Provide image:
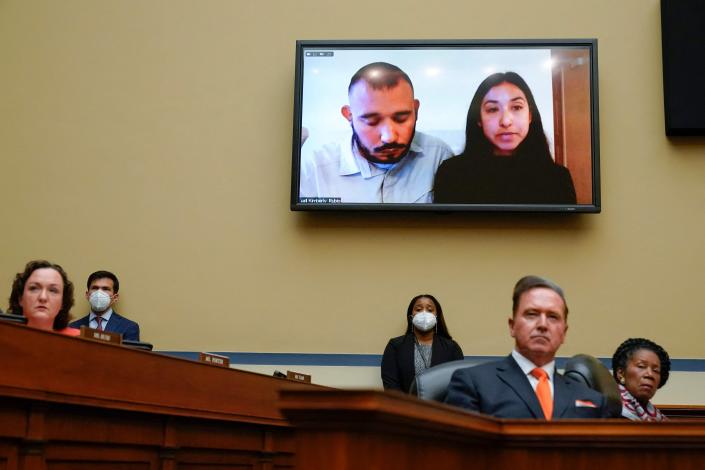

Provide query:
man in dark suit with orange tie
left=69, top=270, right=140, bottom=341
left=445, top=275, right=616, bottom=419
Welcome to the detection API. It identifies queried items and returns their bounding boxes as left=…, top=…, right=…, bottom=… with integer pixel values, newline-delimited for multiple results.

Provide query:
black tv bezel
left=291, top=39, right=600, bottom=213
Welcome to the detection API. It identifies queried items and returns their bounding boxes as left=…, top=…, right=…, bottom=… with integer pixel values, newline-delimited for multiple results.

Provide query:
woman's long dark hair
left=461, top=71, right=553, bottom=164
left=404, top=294, right=453, bottom=339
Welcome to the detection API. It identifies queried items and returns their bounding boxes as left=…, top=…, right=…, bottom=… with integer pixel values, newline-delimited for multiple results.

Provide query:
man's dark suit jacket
left=444, top=355, right=616, bottom=419
left=381, top=334, right=464, bottom=392
left=69, top=311, right=140, bottom=342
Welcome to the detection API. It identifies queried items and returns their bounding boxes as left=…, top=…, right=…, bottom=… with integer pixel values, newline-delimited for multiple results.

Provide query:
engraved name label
left=286, top=370, right=312, bottom=383
left=199, top=352, right=230, bottom=368
left=79, top=326, right=122, bottom=344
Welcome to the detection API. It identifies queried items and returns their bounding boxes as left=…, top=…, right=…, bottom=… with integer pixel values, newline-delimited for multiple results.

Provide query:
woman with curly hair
left=7, top=260, right=79, bottom=336
left=611, top=338, right=671, bottom=421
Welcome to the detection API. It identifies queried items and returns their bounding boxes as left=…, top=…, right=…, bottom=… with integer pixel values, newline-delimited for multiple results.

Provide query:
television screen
left=291, top=39, right=600, bottom=213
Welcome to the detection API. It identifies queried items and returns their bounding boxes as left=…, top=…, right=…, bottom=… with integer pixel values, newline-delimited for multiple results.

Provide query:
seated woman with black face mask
left=381, top=294, right=464, bottom=392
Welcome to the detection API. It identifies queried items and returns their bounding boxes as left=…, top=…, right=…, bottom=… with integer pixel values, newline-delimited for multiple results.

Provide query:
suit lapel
left=105, top=312, right=121, bottom=331
left=496, top=356, right=544, bottom=419
left=552, top=372, right=572, bottom=418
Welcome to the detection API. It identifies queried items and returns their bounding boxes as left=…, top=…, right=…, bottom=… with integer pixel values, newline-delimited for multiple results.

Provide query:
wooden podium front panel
left=499, top=448, right=705, bottom=470
left=0, top=442, right=18, bottom=470
left=0, top=321, right=317, bottom=470
left=44, top=446, right=157, bottom=470
left=280, top=390, right=705, bottom=470
left=292, top=429, right=494, bottom=469
left=1, top=393, right=296, bottom=470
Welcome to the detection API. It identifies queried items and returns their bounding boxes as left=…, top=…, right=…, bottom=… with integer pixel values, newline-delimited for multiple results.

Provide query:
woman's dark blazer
left=381, top=334, right=464, bottom=392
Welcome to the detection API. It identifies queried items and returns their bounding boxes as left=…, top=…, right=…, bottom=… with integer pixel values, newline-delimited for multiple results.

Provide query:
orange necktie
left=531, top=368, right=553, bottom=420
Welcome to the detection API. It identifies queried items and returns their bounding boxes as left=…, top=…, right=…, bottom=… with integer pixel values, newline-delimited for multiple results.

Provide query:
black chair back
left=564, top=353, right=622, bottom=416
left=409, top=358, right=491, bottom=401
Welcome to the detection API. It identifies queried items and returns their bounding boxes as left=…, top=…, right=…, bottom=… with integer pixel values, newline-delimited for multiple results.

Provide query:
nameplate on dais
left=199, top=352, right=230, bottom=368
left=287, top=370, right=312, bottom=383
left=79, top=326, right=123, bottom=344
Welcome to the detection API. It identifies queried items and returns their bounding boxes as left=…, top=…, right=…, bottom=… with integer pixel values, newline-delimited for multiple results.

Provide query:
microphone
left=0, top=311, right=28, bottom=324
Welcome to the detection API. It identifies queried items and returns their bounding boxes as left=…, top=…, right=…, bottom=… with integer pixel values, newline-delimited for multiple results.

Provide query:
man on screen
left=444, top=275, right=617, bottom=419
left=299, top=62, right=453, bottom=203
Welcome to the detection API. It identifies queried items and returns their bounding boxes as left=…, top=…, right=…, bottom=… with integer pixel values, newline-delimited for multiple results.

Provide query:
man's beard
left=352, top=127, right=415, bottom=165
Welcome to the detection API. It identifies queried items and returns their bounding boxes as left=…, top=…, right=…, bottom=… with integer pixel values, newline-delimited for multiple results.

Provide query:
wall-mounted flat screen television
left=291, top=39, right=600, bottom=213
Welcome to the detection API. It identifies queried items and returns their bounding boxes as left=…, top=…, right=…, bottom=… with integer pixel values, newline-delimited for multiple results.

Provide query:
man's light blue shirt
left=299, top=131, right=454, bottom=203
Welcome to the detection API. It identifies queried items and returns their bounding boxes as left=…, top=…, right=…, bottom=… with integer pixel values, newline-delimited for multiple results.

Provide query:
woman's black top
left=381, top=334, right=464, bottom=392
left=433, top=155, right=577, bottom=204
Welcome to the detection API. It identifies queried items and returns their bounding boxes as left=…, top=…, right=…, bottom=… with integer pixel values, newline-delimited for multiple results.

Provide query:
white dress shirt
left=512, top=349, right=555, bottom=398
left=89, top=308, right=113, bottom=330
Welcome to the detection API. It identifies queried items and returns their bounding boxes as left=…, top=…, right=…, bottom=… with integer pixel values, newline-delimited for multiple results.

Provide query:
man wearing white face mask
left=69, top=270, right=140, bottom=341
left=381, top=294, right=464, bottom=392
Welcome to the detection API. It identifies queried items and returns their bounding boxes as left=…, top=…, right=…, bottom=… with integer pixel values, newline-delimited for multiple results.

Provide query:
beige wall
left=1, top=0, right=704, bottom=398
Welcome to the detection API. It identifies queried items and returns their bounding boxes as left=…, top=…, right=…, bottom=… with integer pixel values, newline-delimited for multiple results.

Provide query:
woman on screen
left=7, top=260, right=79, bottom=336
left=381, top=294, right=464, bottom=392
left=611, top=338, right=670, bottom=421
left=433, top=71, right=576, bottom=204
